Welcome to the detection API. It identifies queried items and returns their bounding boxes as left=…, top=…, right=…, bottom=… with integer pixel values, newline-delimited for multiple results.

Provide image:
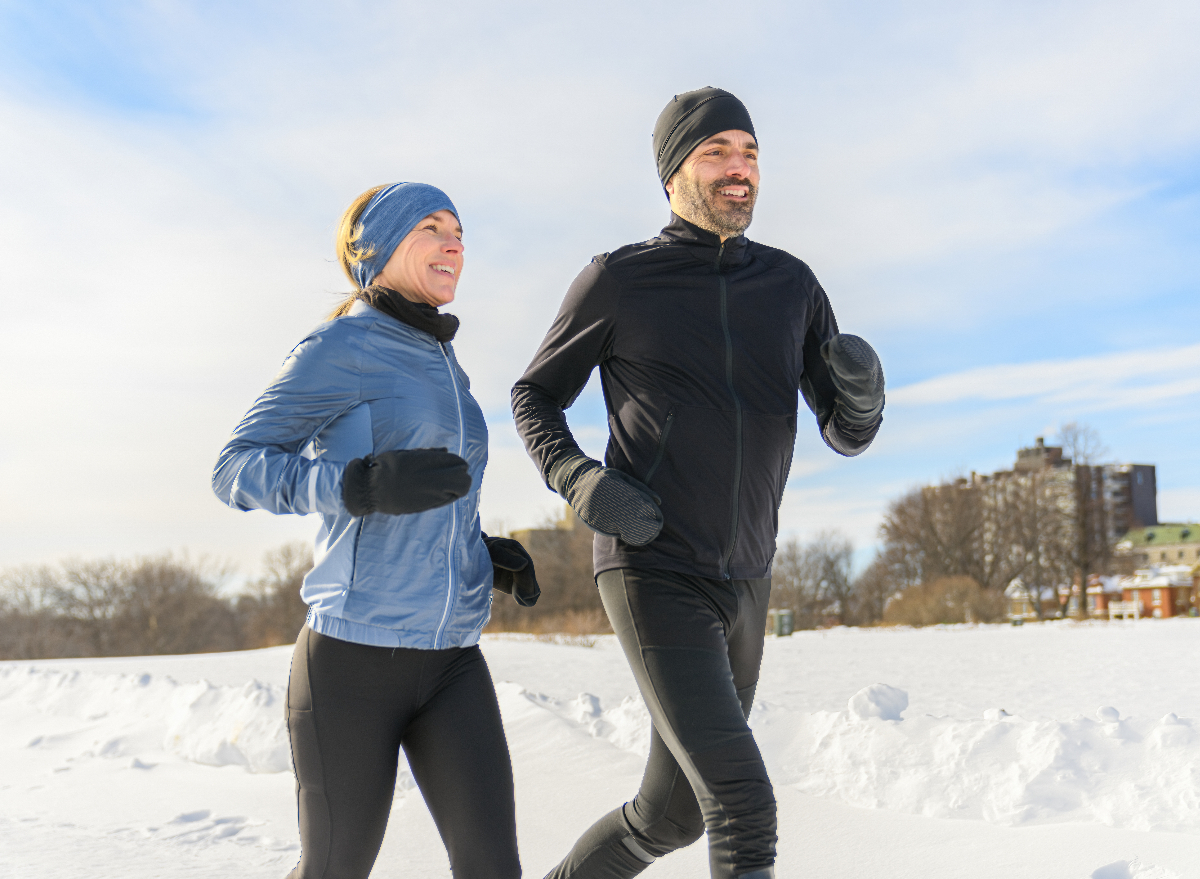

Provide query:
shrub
left=882, top=576, right=1006, bottom=626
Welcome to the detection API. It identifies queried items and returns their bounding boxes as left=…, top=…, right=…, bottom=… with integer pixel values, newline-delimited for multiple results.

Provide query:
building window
left=1181, top=551, right=1186, bottom=559
left=1161, top=552, right=1168, bottom=561
left=1152, top=589, right=1161, bottom=602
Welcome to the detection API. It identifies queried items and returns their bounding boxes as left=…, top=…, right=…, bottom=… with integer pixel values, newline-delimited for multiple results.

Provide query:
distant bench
left=1108, top=600, right=1141, bottom=621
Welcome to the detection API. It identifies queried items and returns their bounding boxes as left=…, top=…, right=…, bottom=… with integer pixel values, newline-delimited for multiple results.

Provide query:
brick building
left=1118, top=565, right=1197, bottom=618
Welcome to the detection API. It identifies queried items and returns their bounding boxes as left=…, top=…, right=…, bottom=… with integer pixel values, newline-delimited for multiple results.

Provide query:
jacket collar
left=356, top=285, right=459, bottom=342
left=659, top=212, right=749, bottom=269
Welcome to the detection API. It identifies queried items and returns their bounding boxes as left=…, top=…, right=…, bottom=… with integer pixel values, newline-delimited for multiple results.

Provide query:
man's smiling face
left=665, top=129, right=760, bottom=241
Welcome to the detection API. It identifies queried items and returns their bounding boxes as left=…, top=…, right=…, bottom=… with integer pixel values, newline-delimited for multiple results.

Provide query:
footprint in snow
left=171, top=810, right=211, bottom=823
left=1093, top=859, right=1181, bottom=879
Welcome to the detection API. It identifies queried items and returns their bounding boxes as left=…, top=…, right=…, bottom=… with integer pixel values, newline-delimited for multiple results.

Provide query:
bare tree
left=1058, top=422, right=1108, bottom=466
left=237, top=542, right=313, bottom=648
left=114, top=554, right=239, bottom=655
left=771, top=530, right=853, bottom=628
left=51, top=559, right=132, bottom=656
left=1056, top=422, right=1113, bottom=618
left=2, top=554, right=241, bottom=659
left=0, top=566, right=78, bottom=659
left=877, top=468, right=1081, bottom=620
left=849, top=545, right=911, bottom=625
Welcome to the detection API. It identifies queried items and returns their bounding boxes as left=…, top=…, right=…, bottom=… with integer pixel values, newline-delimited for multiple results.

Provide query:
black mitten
left=482, top=535, right=540, bottom=607
left=342, top=448, right=471, bottom=517
left=820, top=334, right=885, bottom=427
left=548, top=456, right=663, bottom=546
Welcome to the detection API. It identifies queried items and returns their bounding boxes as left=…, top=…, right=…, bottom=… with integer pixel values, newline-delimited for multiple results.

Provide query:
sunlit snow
left=2, top=621, right=1198, bottom=878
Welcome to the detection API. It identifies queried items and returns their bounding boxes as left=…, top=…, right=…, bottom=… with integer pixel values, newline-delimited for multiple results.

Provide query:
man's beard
left=673, top=173, right=757, bottom=238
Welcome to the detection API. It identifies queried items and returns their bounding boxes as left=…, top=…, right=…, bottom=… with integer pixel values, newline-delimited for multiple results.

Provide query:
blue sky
left=0, top=0, right=1197, bottom=575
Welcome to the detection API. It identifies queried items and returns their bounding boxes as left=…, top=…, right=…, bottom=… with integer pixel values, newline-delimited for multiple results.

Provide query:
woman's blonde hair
left=327, top=184, right=388, bottom=320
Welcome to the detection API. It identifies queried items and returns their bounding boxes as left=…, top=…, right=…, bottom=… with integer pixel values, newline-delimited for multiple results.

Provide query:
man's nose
left=725, top=152, right=752, bottom=178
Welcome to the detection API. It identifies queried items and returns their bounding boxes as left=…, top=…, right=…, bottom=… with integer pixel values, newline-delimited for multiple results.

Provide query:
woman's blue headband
left=352, top=182, right=459, bottom=289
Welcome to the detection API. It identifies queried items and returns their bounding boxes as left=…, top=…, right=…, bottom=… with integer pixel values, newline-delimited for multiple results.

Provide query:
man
left=511, top=87, right=884, bottom=879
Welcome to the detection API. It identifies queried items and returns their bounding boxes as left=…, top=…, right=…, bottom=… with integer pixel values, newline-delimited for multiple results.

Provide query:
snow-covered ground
left=2, top=620, right=1199, bottom=879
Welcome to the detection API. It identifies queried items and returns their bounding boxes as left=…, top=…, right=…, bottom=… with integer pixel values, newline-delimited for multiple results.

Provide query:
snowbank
left=5, top=662, right=1199, bottom=835
left=4, top=627, right=1200, bottom=878
left=756, top=684, right=1200, bottom=833
left=0, top=665, right=290, bottom=773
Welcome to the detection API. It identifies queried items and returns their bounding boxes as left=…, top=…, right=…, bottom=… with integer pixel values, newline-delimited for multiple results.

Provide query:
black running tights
left=544, top=568, right=775, bottom=879
left=285, top=626, right=521, bottom=879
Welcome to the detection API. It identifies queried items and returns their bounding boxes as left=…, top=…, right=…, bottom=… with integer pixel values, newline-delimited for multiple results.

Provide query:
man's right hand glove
left=820, top=333, right=885, bottom=427
left=342, top=448, right=471, bottom=517
left=548, top=456, right=663, bottom=546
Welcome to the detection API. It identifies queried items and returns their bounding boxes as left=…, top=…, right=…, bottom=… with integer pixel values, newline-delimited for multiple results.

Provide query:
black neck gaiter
left=358, top=285, right=459, bottom=342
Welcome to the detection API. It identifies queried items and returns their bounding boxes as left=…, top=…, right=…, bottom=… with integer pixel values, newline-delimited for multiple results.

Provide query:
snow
left=3, top=621, right=1199, bottom=878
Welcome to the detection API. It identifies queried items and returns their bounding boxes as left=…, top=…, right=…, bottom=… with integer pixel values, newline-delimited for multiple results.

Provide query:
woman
left=212, top=182, right=537, bottom=879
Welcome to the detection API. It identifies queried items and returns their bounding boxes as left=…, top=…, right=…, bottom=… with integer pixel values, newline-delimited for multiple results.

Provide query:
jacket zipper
left=642, top=409, right=675, bottom=485
left=717, top=243, right=744, bottom=579
left=434, top=342, right=465, bottom=648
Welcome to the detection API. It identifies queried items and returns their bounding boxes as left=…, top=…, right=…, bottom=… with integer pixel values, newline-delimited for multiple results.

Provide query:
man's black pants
left=546, top=568, right=776, bottom=879
left=285, top=626, right=521, bottom=879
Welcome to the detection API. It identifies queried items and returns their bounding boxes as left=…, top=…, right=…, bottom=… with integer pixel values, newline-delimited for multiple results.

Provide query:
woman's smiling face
left=371, top=209, right=463, bottom=307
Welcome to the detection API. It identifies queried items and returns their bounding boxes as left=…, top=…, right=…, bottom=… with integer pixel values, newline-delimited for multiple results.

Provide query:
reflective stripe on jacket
left=212, top=299, right=492, bottom=649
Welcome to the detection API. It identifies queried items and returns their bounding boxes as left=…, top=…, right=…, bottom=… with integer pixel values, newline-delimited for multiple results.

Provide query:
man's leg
left=543, top=721, right=704, bottom=879
left=545, top=568, right=775, bottom=879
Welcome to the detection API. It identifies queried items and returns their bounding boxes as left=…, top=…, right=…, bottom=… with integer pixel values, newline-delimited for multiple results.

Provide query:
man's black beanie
left=653, top=87, right=756, bottom=192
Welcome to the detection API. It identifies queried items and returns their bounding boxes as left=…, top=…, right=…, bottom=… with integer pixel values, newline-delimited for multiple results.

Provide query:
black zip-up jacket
left=512, top=214, right=881, bottom=580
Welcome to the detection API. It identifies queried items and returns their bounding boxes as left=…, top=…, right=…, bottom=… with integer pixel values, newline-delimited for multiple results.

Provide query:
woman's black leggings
left=285, top=626, right=521, bottom=879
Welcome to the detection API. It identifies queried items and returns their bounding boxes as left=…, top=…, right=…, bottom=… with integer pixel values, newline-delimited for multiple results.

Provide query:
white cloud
left=890, top=343, right=1200, bottom=409
left=1, top=0, right=1198, bottom=569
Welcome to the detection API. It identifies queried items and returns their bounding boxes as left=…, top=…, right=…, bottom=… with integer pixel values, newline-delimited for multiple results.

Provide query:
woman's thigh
left=287, top=628, right=415, bottom=879
left=402, top=646, right=521, bottom=879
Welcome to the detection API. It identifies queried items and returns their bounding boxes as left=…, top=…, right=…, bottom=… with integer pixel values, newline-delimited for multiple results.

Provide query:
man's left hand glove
left=821, top=334, right=885, bottom=427
left=482, top=535, right=541, bottom=607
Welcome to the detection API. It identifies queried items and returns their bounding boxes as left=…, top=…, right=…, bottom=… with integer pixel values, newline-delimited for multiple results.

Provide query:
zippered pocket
left=642, top=409, right=675, bottom=486
left=777, top=414, right=797, bottom=509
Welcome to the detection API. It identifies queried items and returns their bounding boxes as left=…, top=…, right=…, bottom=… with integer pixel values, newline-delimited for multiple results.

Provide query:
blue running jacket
left=213, top=300, right=492, bottom=649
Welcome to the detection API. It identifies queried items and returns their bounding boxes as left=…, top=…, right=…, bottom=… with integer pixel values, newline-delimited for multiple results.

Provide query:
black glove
left=820, top=334, right=885, bottom=427
left=548, top=456, right=663, bottom=546
left=482, top=535, right=540, bottom=607
left=342, top=448, right=471, bottom=517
